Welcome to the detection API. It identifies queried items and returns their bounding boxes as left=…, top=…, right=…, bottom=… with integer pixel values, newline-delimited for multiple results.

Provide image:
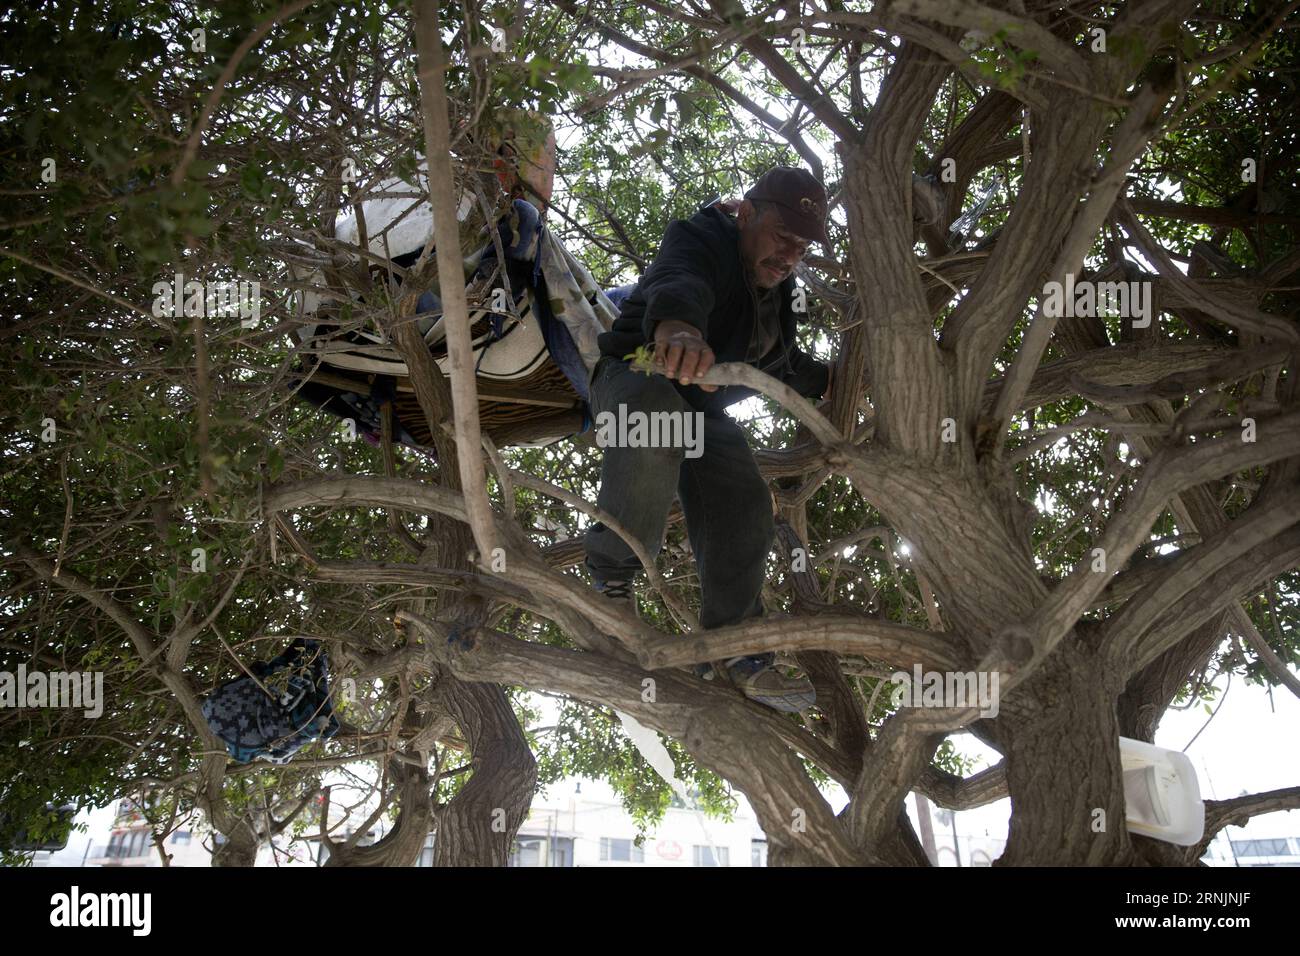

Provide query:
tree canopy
left=2, top=0, right=1298, bottom=866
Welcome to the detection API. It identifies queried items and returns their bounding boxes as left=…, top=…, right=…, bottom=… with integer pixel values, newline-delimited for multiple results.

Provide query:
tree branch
left=413, top=0, right=499, bottom=559
left=1129, top=524, right=1300, bottom=673
left=396, top=610, right=865, bottom=860
left=886, top=0, right=1088, bottom=85
left=1103, top=489, right=1300, bottom=660
left=637, top=611, right=968, bottom=673
left=917, top=761, right=1008, bottom=811
left=1187, top=785, right=1300, bottom=862
left=1030, top=407, right=1300, bottom=658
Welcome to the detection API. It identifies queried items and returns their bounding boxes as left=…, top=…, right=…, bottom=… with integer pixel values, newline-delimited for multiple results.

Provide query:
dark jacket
left=598, top=202, right=829, bottom=416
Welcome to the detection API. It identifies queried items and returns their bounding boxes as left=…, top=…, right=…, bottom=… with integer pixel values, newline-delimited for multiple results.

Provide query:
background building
left=16, top=776, right=1297, bottom=867
left=413, top=778, right=766, bottom=867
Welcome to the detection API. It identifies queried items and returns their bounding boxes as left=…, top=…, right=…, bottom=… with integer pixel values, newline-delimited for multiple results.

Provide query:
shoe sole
left=744, top=690, right=816, bottom=713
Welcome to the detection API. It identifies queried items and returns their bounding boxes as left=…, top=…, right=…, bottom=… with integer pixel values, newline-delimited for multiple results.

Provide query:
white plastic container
left=1119, top=736, right=1205, bottom=845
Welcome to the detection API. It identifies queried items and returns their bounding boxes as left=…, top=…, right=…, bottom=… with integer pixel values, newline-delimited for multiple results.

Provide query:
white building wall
left=515, top=779, right=765, bottom=867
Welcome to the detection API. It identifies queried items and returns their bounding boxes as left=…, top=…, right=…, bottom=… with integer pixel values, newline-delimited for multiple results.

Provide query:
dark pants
left=584, top=357, right=775, bottom=631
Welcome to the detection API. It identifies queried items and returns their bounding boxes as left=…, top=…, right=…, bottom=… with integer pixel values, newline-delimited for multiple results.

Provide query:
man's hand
left=653, top=320, right=718, bottom=392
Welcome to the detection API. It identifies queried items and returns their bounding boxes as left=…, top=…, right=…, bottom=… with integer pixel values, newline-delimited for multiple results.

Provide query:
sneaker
left=724, top=655, right=816, bottom=713
left=594, top=579, right=638, bottom=618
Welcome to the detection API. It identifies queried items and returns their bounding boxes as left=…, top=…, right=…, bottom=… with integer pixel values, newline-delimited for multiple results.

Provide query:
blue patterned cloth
left=201, top=639, right=339, bottom=765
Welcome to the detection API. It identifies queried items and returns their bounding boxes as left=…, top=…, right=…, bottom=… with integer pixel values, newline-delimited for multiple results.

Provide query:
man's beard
left=745, top=257, right=781, bottom=290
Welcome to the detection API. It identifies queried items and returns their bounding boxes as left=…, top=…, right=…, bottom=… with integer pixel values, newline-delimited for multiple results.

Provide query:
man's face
left=737, top=200, right=811, bottom=289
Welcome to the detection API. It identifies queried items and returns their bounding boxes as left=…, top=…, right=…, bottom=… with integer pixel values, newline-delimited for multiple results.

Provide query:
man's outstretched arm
left=638, top=218, right=724, bottom=392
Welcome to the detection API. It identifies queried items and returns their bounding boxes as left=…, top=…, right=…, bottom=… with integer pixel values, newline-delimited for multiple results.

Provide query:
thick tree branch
left=396, top=611, right=865, bottom=861
left=1186, top=786, right=1300, bottom=863
left=1030, top=407, right=1300, bottom=658
left=1103, top=488, right=1300, bottom=659
left=637, top=611, right=968, bottom=673
left=917, top=761, right=1008, bottom=811
left=984, top=80, right=1178, bottom=455
left=1129, top=524, right=1300, bottom=673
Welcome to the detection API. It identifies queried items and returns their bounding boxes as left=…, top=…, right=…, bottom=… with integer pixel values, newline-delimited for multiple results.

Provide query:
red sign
left=655, top=840, right=682, bottom=860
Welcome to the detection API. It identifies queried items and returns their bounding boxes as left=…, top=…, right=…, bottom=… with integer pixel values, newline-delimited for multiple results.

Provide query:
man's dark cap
left=743, top=166, right=830, bottom=247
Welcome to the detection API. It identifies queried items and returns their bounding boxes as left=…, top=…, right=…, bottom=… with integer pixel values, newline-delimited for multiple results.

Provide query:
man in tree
left=585, top=166, right=833, bottom=712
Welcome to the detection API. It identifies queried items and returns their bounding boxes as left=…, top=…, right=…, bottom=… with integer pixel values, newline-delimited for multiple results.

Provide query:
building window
left=693, top=845, right=729, bottom=867
left=599, top=837, right=644, bottom=863
left=118, top=828, right=148, bottom=858
left=417, top=834, right=435, bottom=867
left=1231, top=838, right=1293, bottom=857
left=172, top=830, right=191, bottom=845
left=510, top=837, right=545, bottom=867
left=751, top=839, right=767, bottom=868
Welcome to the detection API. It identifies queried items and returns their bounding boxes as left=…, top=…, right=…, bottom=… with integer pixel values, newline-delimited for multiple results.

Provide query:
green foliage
left=533, top=701, right=735, bottom=837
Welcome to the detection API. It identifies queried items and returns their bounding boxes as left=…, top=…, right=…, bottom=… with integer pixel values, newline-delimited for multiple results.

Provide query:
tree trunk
left=211, top=826, right=260, bottom=867
left=998, top=634, right=1132, bottom=865
left=324, top=763, right=435, bottom=867
left=431, top=677, right=538, bottom=866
